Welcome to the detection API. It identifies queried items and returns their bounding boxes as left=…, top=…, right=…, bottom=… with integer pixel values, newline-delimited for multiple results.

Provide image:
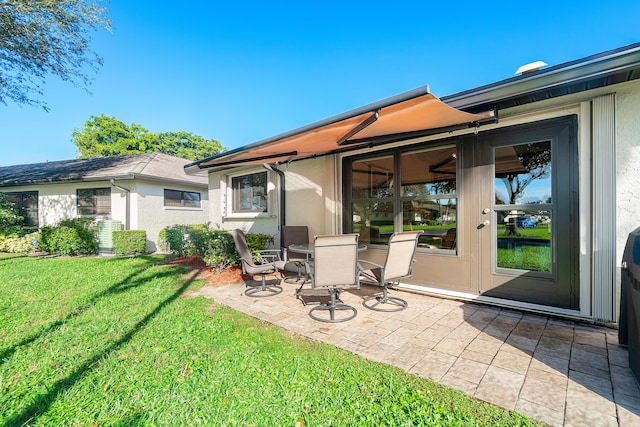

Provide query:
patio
left=195, top=279, right=640, bottom=427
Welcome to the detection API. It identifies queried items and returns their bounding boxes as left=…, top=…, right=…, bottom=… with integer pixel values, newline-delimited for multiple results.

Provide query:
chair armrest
left=357, top=259, right=383, bottom=270
left=255, top=249, right=282, bottom=264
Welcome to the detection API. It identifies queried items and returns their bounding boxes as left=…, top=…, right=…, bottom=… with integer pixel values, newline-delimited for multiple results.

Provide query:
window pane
left=182, top=191, right=201, bottom=208
left=401, top=146, right=456, bottom=196
left=495, top=141, right=551, bottom=205
left=352, top=201, right=393, bottom=245
left=2, top=191, right=38, bottom=227
left=351, top=155, right=394, bottom=199
left=232, top=172, right=267, bottom=212
left=403, top=199, right=457, bottom=250
left=77, top=188, right=111, bottom=215
left=164, top=189, right=183, bottom=207
left=496, top=209, right=551, bottom=272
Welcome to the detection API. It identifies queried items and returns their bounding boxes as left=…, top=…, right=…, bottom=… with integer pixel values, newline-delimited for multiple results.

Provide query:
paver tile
left=515, top=398, right=564, bottom=427
left=491, top=348, right=532, bottom=375
left=475, top=365, right=525, bottom=410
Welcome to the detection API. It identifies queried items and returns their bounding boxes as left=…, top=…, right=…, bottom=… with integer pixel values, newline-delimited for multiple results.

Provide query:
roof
left=0, top=152, right=208, bottom=188
left=443, top=42, right=640, bottom=112
left=185, top=88, right=494, bottom=173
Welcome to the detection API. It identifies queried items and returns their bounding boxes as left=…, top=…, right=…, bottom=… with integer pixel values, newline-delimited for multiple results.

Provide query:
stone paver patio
left=194, top=279, right=640, bottom=427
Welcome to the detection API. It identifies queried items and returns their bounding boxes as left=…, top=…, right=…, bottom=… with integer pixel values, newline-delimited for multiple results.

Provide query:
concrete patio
left=194, top=279, right=640, bottom=427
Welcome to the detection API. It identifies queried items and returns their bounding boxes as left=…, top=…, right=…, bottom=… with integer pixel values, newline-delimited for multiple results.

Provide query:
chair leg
left=245, top=273, right=283, bottom=297
left=309, top=288, right=357, bottom=323
left=362, top=286, right=407, bottom=312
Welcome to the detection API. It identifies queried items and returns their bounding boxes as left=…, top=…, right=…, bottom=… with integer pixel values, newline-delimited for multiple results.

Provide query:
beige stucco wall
left=132, top=180, right=209, bottom=252
left=206, top=156, right=337, bottom=248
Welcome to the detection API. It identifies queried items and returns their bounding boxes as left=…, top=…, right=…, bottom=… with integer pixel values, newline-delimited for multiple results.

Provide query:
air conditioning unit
left=98, top=220, right=123, bottom=253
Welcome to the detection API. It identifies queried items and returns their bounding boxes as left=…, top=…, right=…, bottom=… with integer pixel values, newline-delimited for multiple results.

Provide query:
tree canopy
left=0, top=0, right=111, bottom=110
left=72, top=114, right=226, bottom=161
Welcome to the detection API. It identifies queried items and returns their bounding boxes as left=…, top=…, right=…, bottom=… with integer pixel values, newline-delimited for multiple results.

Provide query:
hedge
left=113, top=230, right=147, bottom=255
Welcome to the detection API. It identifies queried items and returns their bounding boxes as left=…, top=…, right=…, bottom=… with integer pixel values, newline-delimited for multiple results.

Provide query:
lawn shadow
left=0, top=256, right=189, bottom=368
left=1, top=268, right=200, bottom=427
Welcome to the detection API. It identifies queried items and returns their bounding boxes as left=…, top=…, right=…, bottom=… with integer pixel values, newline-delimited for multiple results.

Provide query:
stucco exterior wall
left=133, top=180, right=209, bottom=252
left=615, top=79, right=640, bottom=264
left=206, top=157, right=337, bottom=247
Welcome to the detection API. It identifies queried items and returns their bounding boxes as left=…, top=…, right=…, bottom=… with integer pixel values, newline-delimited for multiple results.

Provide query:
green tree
left=72, top=114, right=226, bottom=160
left=0, top=0, right=111, bottom=110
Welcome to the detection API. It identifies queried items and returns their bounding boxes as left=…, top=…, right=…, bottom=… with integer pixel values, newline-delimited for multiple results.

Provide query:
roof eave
left=443, top=42, right=640, bottom=111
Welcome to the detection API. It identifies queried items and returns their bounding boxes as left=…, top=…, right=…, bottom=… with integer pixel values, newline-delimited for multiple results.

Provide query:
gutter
left=110, top=179, right=130, bottom=230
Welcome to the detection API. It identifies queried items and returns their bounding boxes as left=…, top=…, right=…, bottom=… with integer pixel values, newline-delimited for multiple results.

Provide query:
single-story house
left=0, top=152, right=209, bottom=252
left=185, top=42, right=640, bottom=325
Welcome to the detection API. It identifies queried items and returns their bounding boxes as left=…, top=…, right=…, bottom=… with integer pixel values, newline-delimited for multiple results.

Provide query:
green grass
left=0, top=254, right=542, bottom=426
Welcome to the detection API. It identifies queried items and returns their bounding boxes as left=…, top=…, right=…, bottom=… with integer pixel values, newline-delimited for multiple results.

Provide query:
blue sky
left=1, top=0, right=639, bottom=166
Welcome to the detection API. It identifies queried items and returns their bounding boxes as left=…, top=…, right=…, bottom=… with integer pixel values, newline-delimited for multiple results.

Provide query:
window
left=231, top=171, right=268, bottom=213
left=164, top=189, right=201, bottom=208
left=77, top=188, right=111, bottom=215
left=345, top=144, right=458, bottom=251
left=3, top=191, right=38, bottom=227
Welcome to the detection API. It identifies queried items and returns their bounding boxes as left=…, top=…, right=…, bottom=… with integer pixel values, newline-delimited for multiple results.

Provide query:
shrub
left=202, top=231, right=239, bottom=273
left=0, top=232, right=40, bottom=253
left=40, top=218, right=98, bottom=256
left=158, top=224, right=211, bottom=256
left=113, top=230, right=147, bottom=255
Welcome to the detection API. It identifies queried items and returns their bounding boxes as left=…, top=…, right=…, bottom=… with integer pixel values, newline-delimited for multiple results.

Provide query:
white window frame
left=222, top=169, right=274, bottom=219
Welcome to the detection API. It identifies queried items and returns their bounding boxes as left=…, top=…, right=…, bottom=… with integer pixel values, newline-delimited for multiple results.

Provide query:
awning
left=185, top=85, right=495, bottom=173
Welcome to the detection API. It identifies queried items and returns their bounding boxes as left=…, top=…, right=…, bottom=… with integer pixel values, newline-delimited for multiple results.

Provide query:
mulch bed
left=165, top=255, right=250, bottom=287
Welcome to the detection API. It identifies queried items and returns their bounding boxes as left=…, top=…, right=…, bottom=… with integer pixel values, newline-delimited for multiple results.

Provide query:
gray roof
left=0, top=153, right=208, bottom=188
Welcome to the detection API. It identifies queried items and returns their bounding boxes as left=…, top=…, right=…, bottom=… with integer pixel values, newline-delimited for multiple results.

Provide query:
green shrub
left=158, top=224, right=211, bottom=256
left=40, top=218, right=98, bottom=256
left=202, top=231, right=239, bottom=273
left=113, top=230, right=147, bottom=255
left=158, top=225, right=276, bottom=272
left=0, top=232, right=40, bottom=253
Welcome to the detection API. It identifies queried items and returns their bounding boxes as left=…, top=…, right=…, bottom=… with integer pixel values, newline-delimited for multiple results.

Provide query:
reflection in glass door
left=494, top=141, right=552, bottom=274
left=477, top=117, right=579, bottom=309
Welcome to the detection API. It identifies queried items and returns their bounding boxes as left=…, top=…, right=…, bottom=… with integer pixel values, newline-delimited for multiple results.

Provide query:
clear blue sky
left=1, top=0, right=639, bottom=166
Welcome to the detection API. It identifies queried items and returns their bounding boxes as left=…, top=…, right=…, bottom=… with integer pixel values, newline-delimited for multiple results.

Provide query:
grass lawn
left=0, top=254, right=541, bottom=426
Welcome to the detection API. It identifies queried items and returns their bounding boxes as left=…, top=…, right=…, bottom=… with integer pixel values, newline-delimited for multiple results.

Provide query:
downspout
left=263, top=163, right=285, bottom=249
left=110, top=179, right=130, bottom=230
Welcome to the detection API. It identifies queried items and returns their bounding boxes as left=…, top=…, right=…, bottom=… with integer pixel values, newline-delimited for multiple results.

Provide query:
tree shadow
left=459, top=281, right=640, bottom=424
left=0, top=256, right=187, bottom=368
left=1, top=268, right=200, bottom=427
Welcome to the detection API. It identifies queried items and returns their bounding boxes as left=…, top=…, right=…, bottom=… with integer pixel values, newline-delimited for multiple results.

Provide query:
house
left=185, top=43, right=640, bottom=325
left=0, top=152, right=209, bottom=252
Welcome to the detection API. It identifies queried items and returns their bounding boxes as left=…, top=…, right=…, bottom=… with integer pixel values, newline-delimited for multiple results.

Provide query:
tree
left=0, top=0, right=111, bottom=110
left=72, top=114, right=226, bottom=161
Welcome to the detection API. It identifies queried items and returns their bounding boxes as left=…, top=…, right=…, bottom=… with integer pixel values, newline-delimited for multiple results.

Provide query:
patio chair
left=359, top=230, right=423, bottom=311
left=282, top=225, right=310, bottom=284
left=443, top=227, right=457, bottom=250
left=305, top=233, right=360, bottom=323
left=228, top=229, right=285, bottom=297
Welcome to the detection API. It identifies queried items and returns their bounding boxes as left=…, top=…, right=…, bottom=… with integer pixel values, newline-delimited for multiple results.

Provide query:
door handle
left=482, top=208, right=491, bottom=214
left=477, top=220, right=490, bottom=229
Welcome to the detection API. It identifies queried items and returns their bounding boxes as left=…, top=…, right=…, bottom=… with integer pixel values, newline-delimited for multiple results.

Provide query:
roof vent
left=515, top=60, right=548, bottom=75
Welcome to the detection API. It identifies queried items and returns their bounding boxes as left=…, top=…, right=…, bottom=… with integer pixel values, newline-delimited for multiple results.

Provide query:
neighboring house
left=185, top=43, right=640, bottom=325
left=0, top=153, right=209, bottom=252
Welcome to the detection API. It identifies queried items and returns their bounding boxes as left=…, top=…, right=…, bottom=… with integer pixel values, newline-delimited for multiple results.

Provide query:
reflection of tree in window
left=495, top=142, right=551, bottom=205
left=232, top=172, right=267, bottom=213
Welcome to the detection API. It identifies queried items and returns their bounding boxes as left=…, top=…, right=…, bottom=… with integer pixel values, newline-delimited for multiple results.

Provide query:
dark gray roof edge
left=442, top=42, right=640, bottom=109
left=184, top=85, right=431, bottom=172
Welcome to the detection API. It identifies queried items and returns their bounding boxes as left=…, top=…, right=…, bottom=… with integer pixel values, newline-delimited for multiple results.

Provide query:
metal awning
left=185, top=85, right=494, bottom=173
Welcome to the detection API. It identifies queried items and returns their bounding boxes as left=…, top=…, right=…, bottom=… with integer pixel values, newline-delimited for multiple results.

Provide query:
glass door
left=476, top=117, right=579, bottom=309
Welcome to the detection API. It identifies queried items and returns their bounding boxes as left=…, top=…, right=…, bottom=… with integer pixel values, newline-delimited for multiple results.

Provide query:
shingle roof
left=0, top=153, right=208, bottom=187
